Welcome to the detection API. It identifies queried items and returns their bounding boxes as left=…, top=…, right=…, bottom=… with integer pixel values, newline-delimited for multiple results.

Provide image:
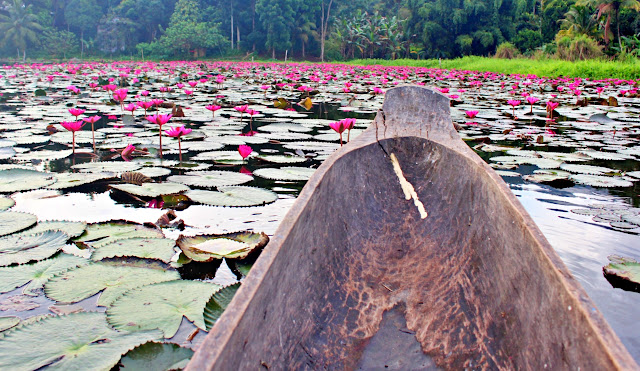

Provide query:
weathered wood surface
left=187, top=86, right=638, bottom=370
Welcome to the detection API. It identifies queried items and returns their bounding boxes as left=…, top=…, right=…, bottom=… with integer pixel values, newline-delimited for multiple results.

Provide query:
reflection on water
left=511, top=181, right=640, bottom=361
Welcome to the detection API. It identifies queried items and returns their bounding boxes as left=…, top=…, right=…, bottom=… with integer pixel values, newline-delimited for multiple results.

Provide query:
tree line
left=0, top=0, right=639, bottom=61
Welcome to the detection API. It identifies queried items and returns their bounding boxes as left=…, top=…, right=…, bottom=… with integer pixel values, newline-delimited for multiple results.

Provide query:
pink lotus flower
left=184, top=90, right=193, bottom=96
left=330, top=121, right=347, bottom=146
left=146, top=199, right=165, bottom=209
left=60, top=121, right=85, bottom=154
left=137, top=101, right=153, bottom=116
left=465, top=111, right=479, bottom=119
left=546, top=101, right=559, bottom=118
left=121, top=144, right=135, bottom=158
left=176, top=83, right=184, bottom=89
left=67, top=85, right=81, bottom=94
left=146, top=114, right=172, bottom=157
left=526, top=96, right=539, bottom=113
left=165, top=125, right=192, bottom=162
left=238, top=144, right=253, bottom=160
left=372, top=87, right=384, bottom=94
left=234, top=105, right=248, bottom=113
left=151, top=99, right=164, bottom=107
left=188, top=81, right=198, bottom=88
left=124, top=103, right=137, bottom=113
left=68, top=108, right=85, bottom=118
left=507, top=100, right=521, bottom=118
left=205, top=105, right=221, bottom=118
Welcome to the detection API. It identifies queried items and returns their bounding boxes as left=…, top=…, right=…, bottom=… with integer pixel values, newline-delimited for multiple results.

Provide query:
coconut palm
left=0, top=0, right=43, bottom=61
left=577, top=0, right=640, bottom=46
left=557, top=6, right=601, bottom=39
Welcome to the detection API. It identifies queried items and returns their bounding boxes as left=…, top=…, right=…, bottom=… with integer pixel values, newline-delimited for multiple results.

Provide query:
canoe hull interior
left=188, top=86, right=636, bottom=370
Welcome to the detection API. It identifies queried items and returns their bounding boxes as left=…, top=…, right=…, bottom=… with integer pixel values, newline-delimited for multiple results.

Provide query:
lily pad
left=167, top=170, right=253, bottom=188
left=0, top=231, right=69, bottom=266
left=0, top=196, right=14, bottom=211
left=603, top=255, right=640, bottom=292
left=107, top=280, right=221, bottom=338
left=254, top=167, right=316, bottom=181
left=186, top=186, right=278, bottom=207
left=44, top=262, right=181, bottom=307
left=203, top=283, right=241, bottom=331
left=560, top=164, right=617, bottom=175
left=0, top=211, right=37, bottom=237
left=47, top=172, right=113, bottom=190
left=255, top=155, right=308, bottom=164
left=74, top=221, right=164, bottom=248
left=0, top=253, right=89, bottom=295
left=569, top=174, right=633, bottom=188
left=110, top=183, right=190, bottom=198
left=0, top=312, right=161, bottom=371
left=119, top=342, right=194, bottom=371
left=91, top=238, right=176, bottom=263
left=20, top=221, right=87, bottom=239
left=177, top=232, right=269, bottom=262
left=0, top=317, right=20, bottom=332
left=71, top=161, right=142, bottom=174
left=0, top=169, right=57, bottom=193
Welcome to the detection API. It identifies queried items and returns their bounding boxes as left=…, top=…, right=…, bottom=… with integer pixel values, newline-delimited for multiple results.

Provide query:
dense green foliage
left=0, top=0, right=639, bottom=61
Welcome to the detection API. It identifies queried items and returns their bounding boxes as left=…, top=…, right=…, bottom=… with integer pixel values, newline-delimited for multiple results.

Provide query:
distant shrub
left=494, top=42, right=520, bottom=59
left=514, top=29, right=543, bottom=54
left=556, top=35, right=602, bottom=61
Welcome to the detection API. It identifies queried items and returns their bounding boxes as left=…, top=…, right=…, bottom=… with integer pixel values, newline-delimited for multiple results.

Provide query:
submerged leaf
left=119, top=342, right=194, bottom=371
left=44, top=262, right=180, bottom=307
left=0, top=312, right=161, bottom=371
left=107, top=280, right=221, bottom=338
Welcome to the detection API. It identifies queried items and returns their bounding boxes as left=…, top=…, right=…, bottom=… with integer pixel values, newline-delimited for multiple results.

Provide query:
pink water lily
left=146, top=114, right=173, bottom=157
left=465, top=111, right=479, bottom=119
left=546, top=101, right=559, bottom=118
left=60, top=121, right=86, bottom=154
left=121, top=144, right=136, bottom=160
left=137, top=101, right=153, bottom=116
left=205, top=105, right=221, bottom=119
left=82, top=115, right=101, bottom=152
left=526, top=96, right=539, bottom=113
left=165, top=125, right=192, bottom=162
left=329, top=120, right=347, bottom=146
left=238, top=145, right=253, bottom=161
left=68, top=108, right=85, bottom=119
left=246, top=109, right=259, bottom=132
left=596, top=87, right=605, bottom=98
left=124, top=103, right=137, bottom=115
left=507, top=100, right=521, bottom=117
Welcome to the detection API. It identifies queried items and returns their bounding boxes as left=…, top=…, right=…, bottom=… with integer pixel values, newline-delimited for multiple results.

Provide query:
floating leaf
left=254, top=167, right=316, bottom=181
left=0, top=253, right=88, bottom=295
left=137, top=167, right=172, bottom=178
left=203, top=283, right=241, bottom=331
left=0, top=211, right=37, bottom=237
left=0, top=196, right=14, bottom=211
left=107, top=280, right=221, bottom=338
left=44, top=262, right=180, bottom=307
left=0, top=312, right=161, bottom=371
left=0, top=295, right=39, bottom=311
left=255, top=155, right=308, bottom=164
left=177, top=232, right=268, bottom=262
left=71, top=161, right=142, bottom=174
left=14, top=149, right=73, bottom=161
left=0, top=317, right=19, bottom=332
left=110, top=183, right=190, bottom=198
left=186, top=186, right=278, bottom=207
left=569, top=174, right=633, bottom=188
left=0, top=169, right=57, bottom=193
left=47, top=172, right=113, bottom=190
left=91, top=238, right=176, bottom=263
left=560, top=164, right=617, bottom=175
left=167, top=170, right=253, bottom=188
left=603, top=255, right=640, bottom=292
left=20, top=221, right=87, bottom=239
left=119, top=342, right=194, bottom=371
left=74, top=221, right=164, bottom=248
left=0, top=231, right=69, bottom=266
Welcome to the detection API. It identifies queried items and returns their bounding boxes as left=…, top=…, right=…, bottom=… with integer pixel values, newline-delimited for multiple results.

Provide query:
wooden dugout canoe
left=188, top=86, right=638, bottom=370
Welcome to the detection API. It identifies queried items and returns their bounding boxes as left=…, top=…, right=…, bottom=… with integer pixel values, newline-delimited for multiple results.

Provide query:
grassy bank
left=346, top=56, right=640, bottom=80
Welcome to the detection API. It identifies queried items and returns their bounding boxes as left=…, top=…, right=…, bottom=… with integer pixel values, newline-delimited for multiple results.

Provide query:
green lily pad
left=45, top=262, right=181, bottom=307
left=0, top=231, right=69, bottom=266
left=14, top=149, right=73, bottom=161
left=20, top=221, right=87, bottom=239
left=177, top=232, right=269, bottom=262
left=0, top=317, right=20, bottom=332
left=0, top=196, right=14, bottom=211
left=107, top=280, right=221, bottom=338
left=110, top=183, right=190, bottom=198
left=191, top=150, right=245, bottom=164
left=91, top=238, right=176, bottom=263
left=186, top=186, right=278, bottom=207
left=167, top=170, right=253, bottom=188
left=71, top=161, right=142, bottom=174
left=47, top=172, right=114, bottom=190
left=603, top=255, right=640, bottom=292
left=119, top=342, right=194, bottom=371
left=255, top=155, right=308, bottom=164
left=569, top=174, right=633, bottom=188
left=560, top=164, right=617, bottom=175
left=0, top=253, right=89, bottom=295
left=137, top=167, right=172, bottom=178
left=253, top=167, right=316, bottom=181
left=74, top=221, right=164, bottom=248
left=0, top=312, right=161, bottom=371
left=204, top=283, right=240, bottom=331
left=0, top=169, right=57, bottom=193
left=0, top=211, right=37, bottom=237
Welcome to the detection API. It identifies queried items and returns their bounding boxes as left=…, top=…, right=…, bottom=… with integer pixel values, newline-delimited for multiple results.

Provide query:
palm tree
left=577, top=0, right=640, bottom=46
left=558, top=6, right=601, bottom=39
left=0, top=0, right=43, bottom=60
